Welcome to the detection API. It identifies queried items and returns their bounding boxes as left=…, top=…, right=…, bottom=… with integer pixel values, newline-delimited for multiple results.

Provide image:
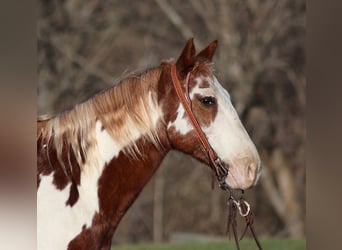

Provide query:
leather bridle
left=170, top=63, right=229, bottom=190
left=171, top=64, right=263, bottom=250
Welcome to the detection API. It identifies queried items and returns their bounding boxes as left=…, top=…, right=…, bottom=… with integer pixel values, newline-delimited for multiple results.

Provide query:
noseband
left=170, top=64, right=229, bottom=190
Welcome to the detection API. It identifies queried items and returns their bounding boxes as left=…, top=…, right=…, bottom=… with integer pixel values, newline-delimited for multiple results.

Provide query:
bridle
left=170, top=63, right=263, bottom=250
left=170, top=63, right=229, bottom=190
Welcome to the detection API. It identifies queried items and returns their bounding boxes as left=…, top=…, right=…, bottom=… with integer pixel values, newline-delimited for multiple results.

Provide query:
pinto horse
left=37, top=38, right=261, bottom=250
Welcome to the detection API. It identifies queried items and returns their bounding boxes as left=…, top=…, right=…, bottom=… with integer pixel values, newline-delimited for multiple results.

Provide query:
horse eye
left=200, top=96, right=216, bottom=106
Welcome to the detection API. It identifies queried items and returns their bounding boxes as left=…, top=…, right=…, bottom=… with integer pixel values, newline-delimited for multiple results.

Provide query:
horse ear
left=196, top=40, right=218, bottom=62
left=176, top=38, right=196, bottom=74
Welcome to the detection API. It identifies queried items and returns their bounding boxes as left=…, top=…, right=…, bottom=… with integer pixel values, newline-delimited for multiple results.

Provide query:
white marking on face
left=167, top=104, right=193, bottom=135
left=167, top=78, right=215, bottom=134
left=199, top=76, right=261, bottom=189
left=189, top=78, right=216, bottom=100
left=169, top=75, right=261, bottom=189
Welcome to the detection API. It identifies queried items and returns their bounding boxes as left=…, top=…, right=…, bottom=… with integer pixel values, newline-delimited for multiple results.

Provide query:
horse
left=37, top=38, right=261, bottom=250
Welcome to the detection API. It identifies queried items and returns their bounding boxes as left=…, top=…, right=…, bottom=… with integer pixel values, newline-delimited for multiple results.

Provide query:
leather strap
left=170, top=63, right=229, bottom=185
left=171, top=64, right=217, bottom=161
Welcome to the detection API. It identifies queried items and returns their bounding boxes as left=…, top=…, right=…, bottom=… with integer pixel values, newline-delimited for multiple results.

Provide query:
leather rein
left=170, top=64, right=229, bottom=190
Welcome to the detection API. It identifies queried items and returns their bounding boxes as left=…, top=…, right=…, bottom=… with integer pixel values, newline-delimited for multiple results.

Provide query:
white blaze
left=167, top=75, right=261, bottom=189
left=202, top=76, right=261, bottom=188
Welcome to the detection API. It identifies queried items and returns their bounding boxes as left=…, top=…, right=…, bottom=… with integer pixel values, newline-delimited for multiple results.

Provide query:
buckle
left=214, top=157, right=228, bottom=177
left=213, top=157, right=229, bottom=190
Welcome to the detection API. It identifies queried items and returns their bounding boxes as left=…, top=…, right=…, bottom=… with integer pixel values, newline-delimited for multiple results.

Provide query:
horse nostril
left=247, top=162, right=256, bottom=181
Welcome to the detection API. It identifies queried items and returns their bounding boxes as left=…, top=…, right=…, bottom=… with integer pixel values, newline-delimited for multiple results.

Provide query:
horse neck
left=97, top=130, right=169, bottom=224
left=64, top=131, right=170, bottom=249
left=37, top=64, right=168, bottom=177
left=38, top=65, right=173, bottom=240
left=82, top=66, right=174, bottom=241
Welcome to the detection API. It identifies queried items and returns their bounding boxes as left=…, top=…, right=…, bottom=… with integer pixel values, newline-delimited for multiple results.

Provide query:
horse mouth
left=223, top=162, right=261, bottom=190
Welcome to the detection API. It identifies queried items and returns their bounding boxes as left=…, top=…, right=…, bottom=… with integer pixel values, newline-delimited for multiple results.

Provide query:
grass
left=111, top=238, right=306, bottom=250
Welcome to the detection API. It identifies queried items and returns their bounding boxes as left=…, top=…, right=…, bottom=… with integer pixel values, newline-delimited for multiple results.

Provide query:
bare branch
left=48, top=36, right=115, bottom=86
left=155, top=0, right=202, bottom=47
left=260, top=164, right=286, bottom=219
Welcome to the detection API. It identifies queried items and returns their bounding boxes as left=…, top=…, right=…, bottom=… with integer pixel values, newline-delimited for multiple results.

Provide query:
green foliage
left=111, top=238, right=306, bottom=250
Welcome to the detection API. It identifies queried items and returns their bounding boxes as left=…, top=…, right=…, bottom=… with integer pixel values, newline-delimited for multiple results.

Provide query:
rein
left=227, top=191, right=263, bottom=250
left=170, top=64, right=229, bottom=190
left=170, top=64, right=263, bottom=250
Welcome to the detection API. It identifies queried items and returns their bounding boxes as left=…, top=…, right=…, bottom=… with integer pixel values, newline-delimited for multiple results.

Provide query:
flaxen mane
left=37, top=66, right=164, bottom=174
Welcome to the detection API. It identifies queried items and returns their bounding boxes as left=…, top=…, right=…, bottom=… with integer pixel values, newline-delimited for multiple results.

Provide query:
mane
left=38, top=66, right=164, bottom=173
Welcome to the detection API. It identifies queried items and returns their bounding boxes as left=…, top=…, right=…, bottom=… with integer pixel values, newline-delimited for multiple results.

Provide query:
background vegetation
left=111, top=238, right=305, bottom=250
left=37, top=0, right=305, bottom=245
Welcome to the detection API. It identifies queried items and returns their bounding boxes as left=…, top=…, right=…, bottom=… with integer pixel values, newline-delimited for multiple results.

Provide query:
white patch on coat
left=37, top=121, right=124, bottom=250
left=37, top=94, right=163, bottom=250
left=116, top=91, right=163, bottom=156
left=95, top=121, right=123, bottom=167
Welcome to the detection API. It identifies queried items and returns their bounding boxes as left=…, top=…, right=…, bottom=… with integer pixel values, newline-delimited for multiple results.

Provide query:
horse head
left=159, top=38, right=261, bottom=190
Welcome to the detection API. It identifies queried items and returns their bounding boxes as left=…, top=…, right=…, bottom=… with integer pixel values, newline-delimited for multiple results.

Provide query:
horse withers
left=37, top=38, right=261, bottom=250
